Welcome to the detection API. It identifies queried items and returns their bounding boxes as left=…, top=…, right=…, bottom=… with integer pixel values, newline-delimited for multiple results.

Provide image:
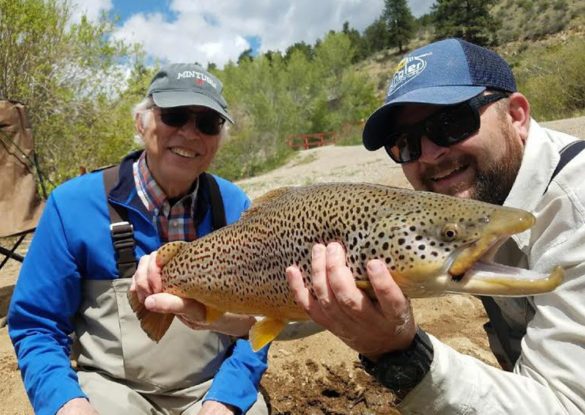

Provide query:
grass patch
left=509, top=37, right=585, bottom=120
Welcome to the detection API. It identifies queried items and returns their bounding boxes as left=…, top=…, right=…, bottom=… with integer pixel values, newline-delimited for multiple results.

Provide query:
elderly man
left=9, top=63, right=268, bottom=415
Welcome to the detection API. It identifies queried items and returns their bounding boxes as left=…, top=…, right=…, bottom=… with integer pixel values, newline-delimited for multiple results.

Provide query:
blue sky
left=110, top=0, right=176, bottom=22
left=72, top=0, right=434, bottom=68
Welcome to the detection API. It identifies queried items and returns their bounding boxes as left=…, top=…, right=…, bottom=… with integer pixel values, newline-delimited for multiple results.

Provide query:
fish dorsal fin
left=249, top=317, right=287, bottom=351
left=156, top=241, right=188, bottom=267
left=241, top=187, right=292, bottom=219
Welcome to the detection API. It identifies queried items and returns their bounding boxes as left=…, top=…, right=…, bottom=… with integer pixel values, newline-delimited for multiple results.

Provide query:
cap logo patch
left=176, top=70, right=217, bottom=89
left=387, top=52, right=431, bottom=97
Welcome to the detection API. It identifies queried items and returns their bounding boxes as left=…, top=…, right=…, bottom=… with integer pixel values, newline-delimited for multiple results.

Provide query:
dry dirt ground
left=0, top=117, right=583, bottom=414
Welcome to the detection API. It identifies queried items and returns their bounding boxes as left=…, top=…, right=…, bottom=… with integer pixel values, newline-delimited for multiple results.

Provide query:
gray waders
left=73, top=166, right=267, bottom=414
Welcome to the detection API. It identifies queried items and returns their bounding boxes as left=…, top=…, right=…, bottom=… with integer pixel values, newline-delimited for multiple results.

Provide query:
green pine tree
left=382, top=0, right=416, bottom=53
left=362, top=17, right=390, bottom=56
left=432, top=0, right=501, bottom=46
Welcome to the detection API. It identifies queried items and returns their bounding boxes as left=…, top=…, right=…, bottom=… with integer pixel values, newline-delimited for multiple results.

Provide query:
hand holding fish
left=287, top=242, right=417, bottom=359
left=130, top=252, right=256, bottom=338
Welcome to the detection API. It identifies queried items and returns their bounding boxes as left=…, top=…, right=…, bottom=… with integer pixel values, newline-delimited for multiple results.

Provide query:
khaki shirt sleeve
left=399, top=334, right=574, bottom=414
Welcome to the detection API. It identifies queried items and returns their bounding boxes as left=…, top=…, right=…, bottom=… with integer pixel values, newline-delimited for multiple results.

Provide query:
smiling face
left=136, top=105, right=223, bottom=198
left=397, top=94, right=528, bottom=205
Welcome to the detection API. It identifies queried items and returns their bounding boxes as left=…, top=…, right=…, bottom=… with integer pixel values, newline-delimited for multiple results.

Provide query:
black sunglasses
left=158, top=107, right=225, bottom=136
left=384, top=92, right=509, bottom=163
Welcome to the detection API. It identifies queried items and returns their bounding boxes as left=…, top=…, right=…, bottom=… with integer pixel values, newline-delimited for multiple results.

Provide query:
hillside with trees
left=1, top=0, right=584, bottom=188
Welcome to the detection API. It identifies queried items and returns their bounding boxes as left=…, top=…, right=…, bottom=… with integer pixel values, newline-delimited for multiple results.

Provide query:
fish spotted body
left=128, top=183, right=563, bottom=350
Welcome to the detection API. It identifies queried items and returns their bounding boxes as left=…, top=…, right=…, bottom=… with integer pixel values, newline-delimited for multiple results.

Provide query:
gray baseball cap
left=146, top=63, right=234, bottom=123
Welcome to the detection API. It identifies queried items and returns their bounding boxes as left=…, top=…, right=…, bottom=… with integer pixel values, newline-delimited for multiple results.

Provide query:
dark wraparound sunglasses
left=384, top=92, right=509, bottom=163
left=158, top=107, right=226, bottom=136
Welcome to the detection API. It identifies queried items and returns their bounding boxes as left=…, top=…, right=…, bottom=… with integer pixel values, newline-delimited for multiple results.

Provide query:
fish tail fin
left=127, top=290, right=174, bottom=342
left=156, top=241, right=188, bottom=267
left=249, top=318, right=287, bottom=351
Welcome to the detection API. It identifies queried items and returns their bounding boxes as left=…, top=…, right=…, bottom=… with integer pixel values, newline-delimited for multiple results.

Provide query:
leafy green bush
left=0, top=0, right=143, bottom=186
left=210, top=128, right=293, bottom=181
left=494, top=0, right=577, bottom=42
left=513, top=38, right=585, bottom=120
left=210, top=32, right=378, bottom=180
left=334, top=122, right=366, bottom=147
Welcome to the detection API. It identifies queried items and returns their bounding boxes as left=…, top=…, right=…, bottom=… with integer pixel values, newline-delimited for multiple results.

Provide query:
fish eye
left=440, top=224, right=461, bottom=241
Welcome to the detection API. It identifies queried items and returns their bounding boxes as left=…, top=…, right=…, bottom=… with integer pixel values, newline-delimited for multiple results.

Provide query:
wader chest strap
left=544, top=139, right=585, bottom=194
left=103, top=167, right=227, bottom=278
left=480, top=297, right=523, bottom=371
left=482, top=139, right=585, bottom=371
left=104, top=166, right=137, bottom=278
left=202, top=173, right=227, bottom=229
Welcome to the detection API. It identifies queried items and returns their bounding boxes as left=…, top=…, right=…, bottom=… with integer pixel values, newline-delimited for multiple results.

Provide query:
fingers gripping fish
left=128, top=183, right=563, bottom=351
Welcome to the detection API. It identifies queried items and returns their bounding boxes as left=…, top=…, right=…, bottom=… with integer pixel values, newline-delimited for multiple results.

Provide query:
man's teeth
left=432, top=165, right=464, bottom=181
left=171, top=147, right=197, bottom=158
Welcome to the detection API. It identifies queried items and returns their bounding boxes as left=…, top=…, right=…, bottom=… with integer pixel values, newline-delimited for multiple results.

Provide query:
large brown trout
left=128, top=183, right=563, bottom=351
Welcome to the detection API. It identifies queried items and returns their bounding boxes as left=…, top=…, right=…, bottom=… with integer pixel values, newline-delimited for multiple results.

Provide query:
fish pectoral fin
left=249, top=318, right=287, bottom=351
left=355, top=280, right=376, bottom=299
left=156, top=241, right=188, bottom=267
left=205, top=306, right=225, bottom=323
left=127, top=290, right=174, bottom=342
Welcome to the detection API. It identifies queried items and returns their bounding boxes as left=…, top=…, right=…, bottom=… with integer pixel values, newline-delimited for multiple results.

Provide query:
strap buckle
left=110, top=221, right=133, bottom=234
left=110, top=221, right=137, bottom=277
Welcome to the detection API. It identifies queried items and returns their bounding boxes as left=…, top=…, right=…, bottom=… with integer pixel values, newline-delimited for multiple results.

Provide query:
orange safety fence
left=287, top=131, right=337, bottom=150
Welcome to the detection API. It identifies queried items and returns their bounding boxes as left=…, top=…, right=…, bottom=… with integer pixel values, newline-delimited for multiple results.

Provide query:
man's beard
left=420, top=124, right=524, bottom=205
left=472, top=125, right=524, bottom=205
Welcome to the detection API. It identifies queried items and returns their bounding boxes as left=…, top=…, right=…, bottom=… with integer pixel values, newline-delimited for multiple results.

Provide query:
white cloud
left=112, top=0, right=433, bottom=68
left=69, top=0, right=113, bottom=24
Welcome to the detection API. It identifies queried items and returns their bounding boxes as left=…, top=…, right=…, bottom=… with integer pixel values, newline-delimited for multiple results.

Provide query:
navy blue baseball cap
left=147, top=63, right=234, bottom=123
left=363, top=38, right=517, bottom=151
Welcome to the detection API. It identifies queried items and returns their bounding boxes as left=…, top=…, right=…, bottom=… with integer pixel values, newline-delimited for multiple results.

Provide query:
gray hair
left=132, top=96, right=154, bottom=144
left=132, top=96, right=228, bottom=144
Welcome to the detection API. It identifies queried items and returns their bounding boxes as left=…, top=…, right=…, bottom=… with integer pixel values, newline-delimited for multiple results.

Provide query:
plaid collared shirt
left=133, top=153, right=199, bottom=243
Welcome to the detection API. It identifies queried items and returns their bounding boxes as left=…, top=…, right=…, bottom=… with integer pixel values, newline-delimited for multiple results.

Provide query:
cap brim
left=152, top=91, right=234, bottom=124
left=362, top=86, right=486, bottom=151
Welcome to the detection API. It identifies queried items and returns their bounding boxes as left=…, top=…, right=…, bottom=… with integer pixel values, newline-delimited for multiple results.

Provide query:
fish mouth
left=448, top=207, right=535, bottom=277
left=445, top=207, right=563, bottom=296
left=444, top=261, right=564, bottom=296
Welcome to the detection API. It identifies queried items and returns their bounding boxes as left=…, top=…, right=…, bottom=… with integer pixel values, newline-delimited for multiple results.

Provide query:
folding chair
left=0, top=100, right=46, bottom=271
